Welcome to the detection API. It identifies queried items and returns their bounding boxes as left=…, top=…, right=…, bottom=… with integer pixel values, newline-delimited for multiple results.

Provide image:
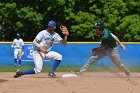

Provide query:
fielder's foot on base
left=48, top=72, right=56, bottom=78
left=14, top=69, right=22, bottom=78
left=71, top=70, right=83, bottom=75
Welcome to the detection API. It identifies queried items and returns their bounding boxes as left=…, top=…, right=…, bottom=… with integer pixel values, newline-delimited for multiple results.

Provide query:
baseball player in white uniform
left=11, top=33, right=24, bottom=66
left=14, top=21, right=69, bottom=78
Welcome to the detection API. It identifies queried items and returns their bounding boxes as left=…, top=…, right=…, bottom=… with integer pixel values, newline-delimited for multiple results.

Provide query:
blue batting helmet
left=93, top=22, right=104, bottom=29
left=48, top=21, right=56, bottom=27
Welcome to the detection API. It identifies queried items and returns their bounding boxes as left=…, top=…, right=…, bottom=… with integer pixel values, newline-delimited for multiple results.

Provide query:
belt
left=106, top=46, right=116, bottom=48
left=15, top=47, right=21, bottom=49
left=109, top=46, right=115, bottom=48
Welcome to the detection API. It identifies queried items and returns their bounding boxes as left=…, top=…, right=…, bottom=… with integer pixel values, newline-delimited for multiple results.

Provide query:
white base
left=62, top=74, right=77, bottom=78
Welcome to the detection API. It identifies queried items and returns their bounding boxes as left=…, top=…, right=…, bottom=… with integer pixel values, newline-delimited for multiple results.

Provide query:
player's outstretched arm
left=110, top=33, right=126, bottom=51
left=61, top=36, right=68, bottom=46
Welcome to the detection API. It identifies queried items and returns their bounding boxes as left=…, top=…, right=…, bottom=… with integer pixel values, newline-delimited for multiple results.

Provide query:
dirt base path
left=0, top=72, right=140, bottom=93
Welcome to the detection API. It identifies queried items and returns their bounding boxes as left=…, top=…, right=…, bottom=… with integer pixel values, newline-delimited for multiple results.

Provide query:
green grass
left=0, top=66, right=140, bottom=72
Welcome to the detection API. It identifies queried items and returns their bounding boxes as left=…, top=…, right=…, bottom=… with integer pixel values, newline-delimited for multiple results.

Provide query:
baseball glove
left=60, top=25, right=69, bottom=36
left=20, top=51, right=24, bottom=57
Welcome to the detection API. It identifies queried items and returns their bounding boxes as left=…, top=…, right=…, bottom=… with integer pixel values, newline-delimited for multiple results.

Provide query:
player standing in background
left=11, top=33, right=24, bottom=66
left=72, top=22, right=130, bottom=77
left=14, top=20, right=69, bottom=78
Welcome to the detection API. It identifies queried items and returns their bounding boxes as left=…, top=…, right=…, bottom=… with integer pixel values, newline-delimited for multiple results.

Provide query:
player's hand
left=42, top=49, right=48, bottom=54
left=89, top=49, right=93, bottom=54
left=21, top=51, right=24, bottom=57
left=89, top=49, right=95, bottom=54
left=38, top=46, right=48, bottom=54
left=89, top=48, right=98, bottom=54
left=60, top=25, right=69, bottom=36
left=120, top=44, right=126, bottom=51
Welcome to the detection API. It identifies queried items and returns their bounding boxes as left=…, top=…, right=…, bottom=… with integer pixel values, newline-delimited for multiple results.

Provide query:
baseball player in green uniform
left=72, top=22, right=130, bottom=76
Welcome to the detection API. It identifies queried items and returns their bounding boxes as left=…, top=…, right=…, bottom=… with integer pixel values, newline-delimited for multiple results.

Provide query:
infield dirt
left=0, top=72, right=140, bottom=93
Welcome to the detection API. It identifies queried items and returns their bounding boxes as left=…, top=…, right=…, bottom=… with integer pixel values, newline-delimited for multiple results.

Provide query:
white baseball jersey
left=33, top=30, right=63, bottom=73
left=11, top=38, right=24, bottom=49
left=34, top=29, right=63, bottom=51
left=11, top=38, right=24, bottom=59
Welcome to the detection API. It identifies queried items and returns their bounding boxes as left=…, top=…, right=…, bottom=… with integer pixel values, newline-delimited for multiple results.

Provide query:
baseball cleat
left=14, top=69, right=22, bottom=78
left=125, top=72, right=130, bottom=77
left=71, top=70, right=83, bottom=75
left=48, top=72, right=56, bottom=78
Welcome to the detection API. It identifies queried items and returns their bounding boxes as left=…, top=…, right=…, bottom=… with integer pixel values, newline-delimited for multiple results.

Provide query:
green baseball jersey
left=100, top=28, right=117, bottom=48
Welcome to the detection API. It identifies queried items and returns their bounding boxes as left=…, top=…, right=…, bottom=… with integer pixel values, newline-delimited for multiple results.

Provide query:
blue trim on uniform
left=21, top=69, right=35, bottom=75
left=19, top=60, right=21, bottom=65
left=14, top=59, right=17, bottom=65
left=35, top=39, right=41, bottom=43
left=50, top=60, right=61, bottom=73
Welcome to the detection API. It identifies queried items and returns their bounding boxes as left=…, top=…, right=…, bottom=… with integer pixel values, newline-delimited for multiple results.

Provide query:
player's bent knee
left=34, top=69, right=42, bottom=73
left=56, top=54, right=62, bottom=61
left=90, top=56, right=96, bottom=61
left=34, top=67, right=42, bottom=73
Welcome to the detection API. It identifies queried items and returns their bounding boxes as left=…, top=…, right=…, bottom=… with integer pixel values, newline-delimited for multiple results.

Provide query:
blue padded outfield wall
left=0, top=42, right=140, bottom=66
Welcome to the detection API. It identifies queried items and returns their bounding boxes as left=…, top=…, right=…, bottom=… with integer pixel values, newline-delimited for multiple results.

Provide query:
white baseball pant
left=14, top=49, right=22, bottom=60
left=32, top=51, right=62, bottom=73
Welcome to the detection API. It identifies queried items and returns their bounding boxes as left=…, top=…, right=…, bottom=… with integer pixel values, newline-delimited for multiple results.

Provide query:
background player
left=14, top=20, right=69, bottom=78
left=72, top=22, right=130, bottom=77
left=11, top=33, right=24, bottom=66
